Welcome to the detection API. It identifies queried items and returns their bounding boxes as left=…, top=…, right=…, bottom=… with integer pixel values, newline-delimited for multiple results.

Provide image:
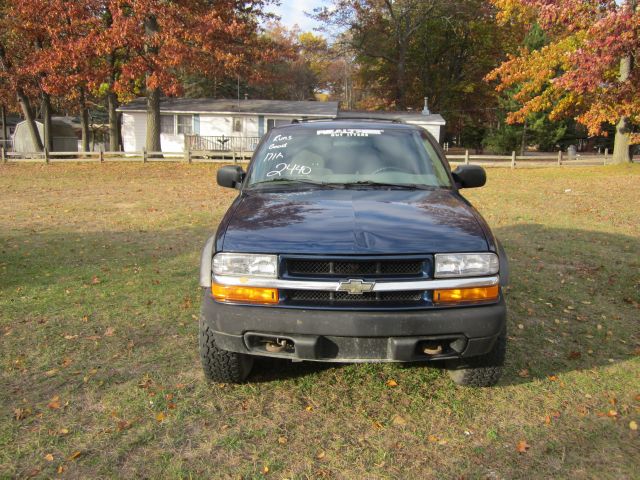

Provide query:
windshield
left=246, top=127, right=452, bottom=188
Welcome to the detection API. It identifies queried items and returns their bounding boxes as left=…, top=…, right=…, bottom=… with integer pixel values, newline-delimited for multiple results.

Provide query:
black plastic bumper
left=200, top=290, right=506, bottom=362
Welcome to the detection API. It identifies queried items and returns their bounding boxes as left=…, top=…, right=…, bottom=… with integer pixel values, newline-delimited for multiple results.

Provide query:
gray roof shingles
left=118, top=98, right=339, bottom=116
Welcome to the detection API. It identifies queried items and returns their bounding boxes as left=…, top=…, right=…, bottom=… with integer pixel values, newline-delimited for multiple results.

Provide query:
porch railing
left=186, top=135, right=260, bottom=152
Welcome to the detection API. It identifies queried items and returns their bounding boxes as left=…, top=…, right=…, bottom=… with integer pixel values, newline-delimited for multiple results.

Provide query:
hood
left=220, top=188, right=488, bottom=254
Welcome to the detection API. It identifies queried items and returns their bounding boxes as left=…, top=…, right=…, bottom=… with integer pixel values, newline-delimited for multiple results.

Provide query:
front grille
left=285, top=289, right=424, bottom=304
left=286, top=258, right=425, bottom=278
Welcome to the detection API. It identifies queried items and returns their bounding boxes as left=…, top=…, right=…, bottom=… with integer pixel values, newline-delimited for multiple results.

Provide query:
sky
left=265, top=0, right=328, bottom=32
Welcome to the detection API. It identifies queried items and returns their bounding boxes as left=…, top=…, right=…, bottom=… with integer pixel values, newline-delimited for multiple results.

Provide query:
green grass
left=1, top=162, right=638, bottom=479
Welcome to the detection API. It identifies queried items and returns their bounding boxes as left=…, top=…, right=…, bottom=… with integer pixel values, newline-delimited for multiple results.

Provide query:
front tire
left=446, top=332, right=506, bottom=387
left=199, top=315, right=253, bottom=383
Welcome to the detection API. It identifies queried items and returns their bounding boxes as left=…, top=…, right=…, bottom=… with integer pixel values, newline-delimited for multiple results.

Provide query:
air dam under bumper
left=201, top=292, right=506, bottom=362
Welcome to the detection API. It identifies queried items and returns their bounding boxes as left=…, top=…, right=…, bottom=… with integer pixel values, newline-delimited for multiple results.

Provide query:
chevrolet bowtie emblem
left=337, top=279, right=376, bottom=295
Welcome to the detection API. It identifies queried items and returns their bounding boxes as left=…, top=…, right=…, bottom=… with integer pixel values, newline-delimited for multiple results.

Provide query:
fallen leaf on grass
left=59, top=428, right=69, bottom=435
left=117, top=420, right=132, bottom=431
left=386, top=379, right=398, bottom=388
left=48, top=396, right=61, bottom=410
left=57, top=465, right=64, bottom=474
left=63, top=334, right=78, bottom=340
left=607, top=410, right=618, bottom=418
left=14, top=407, right=31, bottom=420
left=547, top=375, right=558, bottom=382
left=630, top=421, right=638, bottom=431
left=45, top=369, right=59, bottom=377
left=91, top=276, right=101, bottom=285
left=391, top=415, right=407, bottom=426
left=104, top=327, right=115, bottom=337
left=67, top=451, right=81, bottom=461
left=516, top=440, right=530, bottom=453
left=155, top=412, right=166, bottom=422
left=316, top=451, right=326, bottom=460
left=262, top=465, right=269, bottom=474
left=277, top=436, right=287, bottom=444
left=305, top=405, right=313, bottom=412
left=44, top=453, right=54, bottom=462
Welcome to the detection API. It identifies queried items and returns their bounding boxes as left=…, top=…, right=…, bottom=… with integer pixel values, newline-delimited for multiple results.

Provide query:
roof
left=272, top=119, right=425, bottom=133
left=118, top=98, right=339, bottom=117
left=337, top=110, right=446, bottom=125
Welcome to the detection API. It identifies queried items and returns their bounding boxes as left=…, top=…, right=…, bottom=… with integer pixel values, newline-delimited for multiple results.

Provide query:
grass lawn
left=1, top=162, right=638, bottom=479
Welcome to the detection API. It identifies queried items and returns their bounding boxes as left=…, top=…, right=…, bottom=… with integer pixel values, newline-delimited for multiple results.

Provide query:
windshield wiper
left=249, top=178, right=337, bottom=188
left=341, top=181, right=434, bottom=190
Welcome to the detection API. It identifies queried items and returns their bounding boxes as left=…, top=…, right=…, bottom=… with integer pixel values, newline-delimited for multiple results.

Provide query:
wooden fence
left=1, top=147, right=613, bottom=167
left=0, top=148, right=253, bottom=164
left=446, top=150, right=611, bottom=168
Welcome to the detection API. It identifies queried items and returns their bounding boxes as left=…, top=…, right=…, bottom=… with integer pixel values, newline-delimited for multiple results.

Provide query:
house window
left=232, top=117, right=243, bottom=133
left=267, top=118, right=293, bottom=131
left=160, top=115, right=175, bottom=134
left=177, top=115, right=193, bottom=135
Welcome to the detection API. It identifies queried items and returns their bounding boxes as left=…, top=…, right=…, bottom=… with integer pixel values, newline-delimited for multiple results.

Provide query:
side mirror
left=217, top=165, right=245, bottom=189
left=452, top=165, right=486, bottom=189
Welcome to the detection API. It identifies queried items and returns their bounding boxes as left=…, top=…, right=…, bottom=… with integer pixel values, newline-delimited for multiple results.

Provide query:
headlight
left=434, top=253, right=499, bottom=278
left=213, top=253, right=278, bottom=278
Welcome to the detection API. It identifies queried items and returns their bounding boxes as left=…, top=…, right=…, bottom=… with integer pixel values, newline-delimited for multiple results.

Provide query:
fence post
left=464, top=149, right=469, bottom=165
left=511, top=151, right=516, bottom=169
left=604, top=147, right=608, bottom=165
left=142, top=148, right=147, bottom=163
left=44, top=148, right=50, bottom=164
left=1, top=147, right=5, bottom=163
left=557, top=150, right=562, bottom=166
left=99, top=150, right=104, bottom=163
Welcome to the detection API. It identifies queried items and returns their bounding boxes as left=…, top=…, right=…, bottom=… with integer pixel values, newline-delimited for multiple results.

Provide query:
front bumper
left=201, top=291, right=506, bottom=362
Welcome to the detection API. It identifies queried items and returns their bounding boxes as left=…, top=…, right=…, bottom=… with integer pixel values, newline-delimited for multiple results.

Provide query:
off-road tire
left=447, top=332, right=506, bottom=387
left=199, top=315, right=253, bottom=383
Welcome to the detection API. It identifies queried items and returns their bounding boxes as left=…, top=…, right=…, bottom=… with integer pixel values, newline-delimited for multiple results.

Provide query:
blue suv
left=199, top=119, right=508, bottom=386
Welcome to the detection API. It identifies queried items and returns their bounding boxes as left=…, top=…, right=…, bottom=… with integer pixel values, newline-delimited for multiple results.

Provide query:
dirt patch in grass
left=1, top=163, right=638, bottom=478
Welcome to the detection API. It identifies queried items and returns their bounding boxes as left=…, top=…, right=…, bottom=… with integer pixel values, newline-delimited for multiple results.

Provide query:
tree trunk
left=1, top=105, right=6, bottom=147
left=612, top=55, right=632, bottom=164
left=79, top=87, right=90, bottom=152
left=107, top=91, right=120, bottom=151
left=144, top=15, right=162, bottom=155
left=146, top=87, right=161, bottom=153
left=41, top=91, right=52, bottom=152
left=17, top=89, right=43, bottom=151
left=395, top=46, right=407, bottom=111
left=520, top=119, right=527, bottom=156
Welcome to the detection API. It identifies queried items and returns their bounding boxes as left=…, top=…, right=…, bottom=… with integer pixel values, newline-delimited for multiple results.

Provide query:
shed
left=13, top=118, right=79, bottom=153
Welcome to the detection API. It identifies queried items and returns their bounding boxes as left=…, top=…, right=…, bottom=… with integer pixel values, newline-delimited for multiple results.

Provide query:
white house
left=118, top=98, right=339, bottom=153
left=117, top=98, right=447, bottom=153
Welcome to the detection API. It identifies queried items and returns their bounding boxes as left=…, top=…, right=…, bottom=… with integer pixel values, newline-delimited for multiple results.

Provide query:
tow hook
left=265, top=338, right=289, bottom=353
left=423, top=344, right=443, bottom=355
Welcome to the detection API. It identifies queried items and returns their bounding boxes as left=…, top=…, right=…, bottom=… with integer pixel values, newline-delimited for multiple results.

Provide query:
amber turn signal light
left=433, top=285, right=499, bottom=304
left=212, top=284, right=279, bottom=304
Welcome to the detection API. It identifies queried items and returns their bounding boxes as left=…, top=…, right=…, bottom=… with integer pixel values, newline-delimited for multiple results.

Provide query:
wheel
left=199, top=315, right=253, bottom=383
left=446, top=332, right=506, bottom=387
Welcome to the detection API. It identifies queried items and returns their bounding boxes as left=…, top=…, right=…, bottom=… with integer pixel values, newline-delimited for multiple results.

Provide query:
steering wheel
left=370, top=166, right=410, bottom=175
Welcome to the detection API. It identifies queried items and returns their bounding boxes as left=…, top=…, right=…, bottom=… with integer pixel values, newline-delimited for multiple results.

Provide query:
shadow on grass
left=1, top=223, right=638, bottom=388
